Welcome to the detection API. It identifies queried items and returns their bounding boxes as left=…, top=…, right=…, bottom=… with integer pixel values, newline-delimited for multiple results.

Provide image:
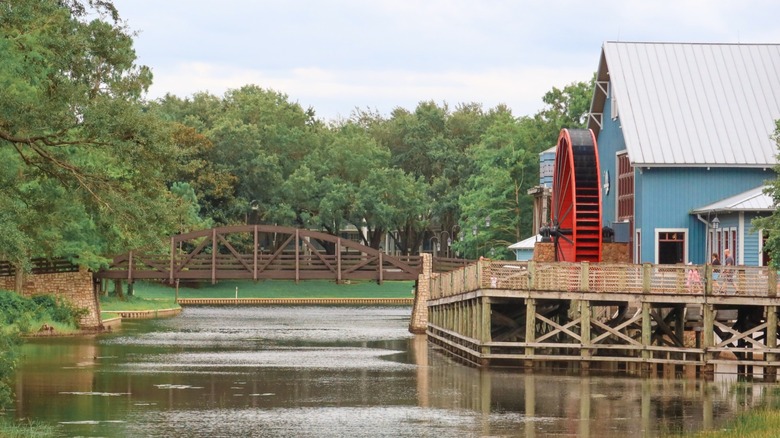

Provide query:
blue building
left=589, top=42, right=780, bottom=266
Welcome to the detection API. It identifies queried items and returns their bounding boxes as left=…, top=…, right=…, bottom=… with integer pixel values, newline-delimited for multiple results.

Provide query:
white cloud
left=147, top=62, right=593, bottom=121
left=116, top=0, right=780, bottom=121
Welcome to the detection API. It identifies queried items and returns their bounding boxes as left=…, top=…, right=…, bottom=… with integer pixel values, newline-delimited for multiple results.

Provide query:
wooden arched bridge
left=96, top=225, right=468, bottom=284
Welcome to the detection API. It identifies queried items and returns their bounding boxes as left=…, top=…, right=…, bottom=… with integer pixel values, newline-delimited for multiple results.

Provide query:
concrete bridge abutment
left=409, top=253, right=432, bottom=334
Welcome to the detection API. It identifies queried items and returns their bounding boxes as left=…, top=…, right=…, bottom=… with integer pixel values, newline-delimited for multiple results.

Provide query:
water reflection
left=14, top=306, right=780, bottom=437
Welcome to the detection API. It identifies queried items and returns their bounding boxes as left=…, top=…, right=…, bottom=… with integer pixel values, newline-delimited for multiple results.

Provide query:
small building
left=588, top=41, right=780, bottom=265
left=508, top=234, right=542, bottom=261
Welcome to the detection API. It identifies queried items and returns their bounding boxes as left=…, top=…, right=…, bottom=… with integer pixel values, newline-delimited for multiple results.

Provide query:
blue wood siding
left=743, top=212, right=764, bottom=266
left=595, top=95, right=625, bottom=226
left=636, top=168, right=769, bottom=264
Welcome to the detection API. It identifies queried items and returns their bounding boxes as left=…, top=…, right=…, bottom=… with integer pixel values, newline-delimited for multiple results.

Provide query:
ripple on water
left=124, top=406, right=540, bottom=438
left=103, top=306, right=413, bottom=348
left=122, top=347, right=414, bottom=372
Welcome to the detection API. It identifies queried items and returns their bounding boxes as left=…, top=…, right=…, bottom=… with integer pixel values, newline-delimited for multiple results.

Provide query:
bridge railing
left=0, top=258, right=80, bottom=277
left=430, top=261, right=779, bottom=299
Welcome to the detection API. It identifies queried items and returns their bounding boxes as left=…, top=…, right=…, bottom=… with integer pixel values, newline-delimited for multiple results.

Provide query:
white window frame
left=635, top=228, right=641, bottom=264
left=654, top=228, right=688, bottom=264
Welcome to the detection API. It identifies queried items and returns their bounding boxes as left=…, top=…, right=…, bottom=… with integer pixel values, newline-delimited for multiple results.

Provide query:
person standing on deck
left=710, top=253, right=721, bottom=292
left=721, top=249, right=735, bottom=294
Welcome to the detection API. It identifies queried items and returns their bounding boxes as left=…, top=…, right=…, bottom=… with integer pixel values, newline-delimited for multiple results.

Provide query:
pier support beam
left=479, top=297, right=491, bottom=366
left=766, top=305, right=778, bottom=382
left=702, top=304, right=715, bottom=378
left=641, top=302, right=652, bottom=376
left=525, top=298, right=536, bottom=370
left=580, top=300, right=591, bottom=373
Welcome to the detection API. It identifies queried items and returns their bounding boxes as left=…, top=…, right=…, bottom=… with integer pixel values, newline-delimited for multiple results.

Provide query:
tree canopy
left=0, top=0, right=184, bottom=268
left=1, top=0, right=598, bottom=268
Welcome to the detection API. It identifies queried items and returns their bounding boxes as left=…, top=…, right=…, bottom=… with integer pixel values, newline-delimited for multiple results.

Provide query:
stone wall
left=603, top=242, right=631, bottom=263
left=0, top=269, right=102, bottom=329
left=532, top=242, right=631, bottom=263
left=409, top=253, right=432, bottom=334
left=533, top=242, right=555, bottom=262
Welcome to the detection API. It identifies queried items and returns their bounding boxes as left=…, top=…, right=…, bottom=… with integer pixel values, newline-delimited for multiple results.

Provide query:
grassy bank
left=133, top=279, right=414, bottom=299
left=0, top=290, right=85, bottom=437
left=99, top=279, right=414, bottom=316
left=678, top=408, right=780, bottom=437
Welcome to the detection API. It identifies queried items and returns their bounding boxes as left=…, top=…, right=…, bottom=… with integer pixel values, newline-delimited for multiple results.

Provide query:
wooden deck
left=427, top=260, right=780, bottom=379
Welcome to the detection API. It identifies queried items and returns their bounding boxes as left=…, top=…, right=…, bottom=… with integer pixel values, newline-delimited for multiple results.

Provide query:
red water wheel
left=550, top=128, right=602, bottom=262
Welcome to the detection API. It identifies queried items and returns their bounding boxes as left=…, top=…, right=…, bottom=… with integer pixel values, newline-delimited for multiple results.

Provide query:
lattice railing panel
left=649, top=265, right=690, bottom=293
left=482, top=261, right=529, bottom=289
left=533, top=263, right=581, bottom=291
left=714, top=266, right=772, bottom=297
left=587, top=263, right=643, bottom=293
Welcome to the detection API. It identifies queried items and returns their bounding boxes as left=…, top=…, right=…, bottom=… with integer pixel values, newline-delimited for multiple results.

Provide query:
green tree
left=455, top=79, right=595, bottom=259
left=459, top=110, right=535, bottom=258
left=0, top=0, right=182, bottom=271
left=157, top=86, right=323, bottom=226
left=752, top=120, right=780, bottom=267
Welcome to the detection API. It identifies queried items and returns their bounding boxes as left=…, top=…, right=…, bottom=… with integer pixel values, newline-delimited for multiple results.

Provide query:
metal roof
left=591, top=42, right=780, bottom=168
left=508, top=234, right=541, bottom=250
left=691, top=185, right=775, bottom=213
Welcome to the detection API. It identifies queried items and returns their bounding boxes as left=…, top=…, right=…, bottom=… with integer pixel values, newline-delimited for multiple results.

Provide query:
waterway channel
left=13, top=306, right=780, bottom=437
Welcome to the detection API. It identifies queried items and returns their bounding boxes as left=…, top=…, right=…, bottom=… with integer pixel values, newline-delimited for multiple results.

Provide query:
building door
left=658, top=231, right=686, bottom=264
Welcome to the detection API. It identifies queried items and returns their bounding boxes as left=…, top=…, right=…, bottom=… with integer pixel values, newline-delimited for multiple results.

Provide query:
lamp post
left=429, top=236, right=440, bottom=257
left=440, top=231, right=450, bottom=258
left=472, top=216, right=491, bottom=258
left=247, top=199, right=259, bottom=225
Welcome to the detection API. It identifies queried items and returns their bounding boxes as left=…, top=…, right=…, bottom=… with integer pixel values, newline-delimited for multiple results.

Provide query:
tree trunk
left=113, top=279, right=125, bottom=300
left=14, top=264, right=24, bottom=294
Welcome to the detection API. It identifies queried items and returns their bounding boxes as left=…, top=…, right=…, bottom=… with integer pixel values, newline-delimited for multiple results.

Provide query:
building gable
left=589, top=42, right=780, bottom=168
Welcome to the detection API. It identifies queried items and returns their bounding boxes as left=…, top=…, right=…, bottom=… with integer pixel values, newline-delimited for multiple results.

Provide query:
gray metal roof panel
left=602, top=42, right=780, bottom=167
left=508, top=234, right=541, bottom=250
left=691, top=185, right=775, bottom=213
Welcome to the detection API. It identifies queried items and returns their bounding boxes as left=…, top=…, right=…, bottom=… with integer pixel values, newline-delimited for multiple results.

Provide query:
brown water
left=12, top=306, right=779, bottom=437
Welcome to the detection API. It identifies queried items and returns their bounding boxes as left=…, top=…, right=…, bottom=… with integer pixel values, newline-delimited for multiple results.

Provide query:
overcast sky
left=112, top=1, right=780, bottom=123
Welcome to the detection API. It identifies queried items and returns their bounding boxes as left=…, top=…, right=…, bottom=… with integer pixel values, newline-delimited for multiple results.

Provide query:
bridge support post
left=409, top=253, right=432, bottom=334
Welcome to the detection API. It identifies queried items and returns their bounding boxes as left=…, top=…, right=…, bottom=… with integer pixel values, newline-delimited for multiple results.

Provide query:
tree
left=0, top=0, right=181, bottom=270
left=455, top=79, right=595, bottom=259
left=751, top=121, right=780, bottom=267
left=157, top=86, right=323, bottom=226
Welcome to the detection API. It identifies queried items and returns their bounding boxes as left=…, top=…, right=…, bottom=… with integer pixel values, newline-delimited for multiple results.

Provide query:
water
left=12, top=306, right=780, bottom=437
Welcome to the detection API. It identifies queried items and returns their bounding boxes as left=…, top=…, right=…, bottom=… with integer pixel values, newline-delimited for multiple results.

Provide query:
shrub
left=0, top=290, right=86, bottom=330
left=0, top=331, right=20, bottom=411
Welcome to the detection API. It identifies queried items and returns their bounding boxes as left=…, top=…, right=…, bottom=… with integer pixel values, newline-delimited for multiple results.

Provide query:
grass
left=99, top=279, right=415, bottom=312
left=0, top=418, right=56, bottom=438
left=112, top=279, right=414, bottom=300
left=666, top=409, right=780, bottom=437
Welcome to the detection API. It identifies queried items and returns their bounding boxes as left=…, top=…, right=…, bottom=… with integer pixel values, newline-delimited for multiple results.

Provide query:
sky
left=112, top=0, right=780, bottom=123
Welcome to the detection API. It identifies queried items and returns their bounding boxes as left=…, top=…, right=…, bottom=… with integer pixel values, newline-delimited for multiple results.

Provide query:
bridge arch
left=97, top=225, right=424, bottom=283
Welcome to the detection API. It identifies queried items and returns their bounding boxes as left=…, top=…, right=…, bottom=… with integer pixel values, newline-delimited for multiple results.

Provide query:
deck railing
left=430, top=261, right=779, bottom=299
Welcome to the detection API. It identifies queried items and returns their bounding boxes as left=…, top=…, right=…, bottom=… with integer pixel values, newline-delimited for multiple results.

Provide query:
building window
left=617, top=152, right=634, bottom=222
left=657, top=230, right=686, bottom=264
